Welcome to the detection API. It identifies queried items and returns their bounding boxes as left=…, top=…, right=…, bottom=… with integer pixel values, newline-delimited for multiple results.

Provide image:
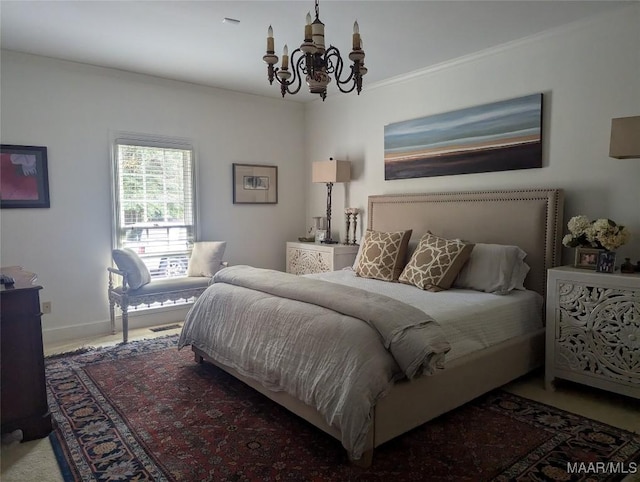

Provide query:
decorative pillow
left=112, top=248, right=151, bottom=290
left=453, top=243, right=529, bottom=294
left=187, top=241, right=227, bottom=277
left=399, top=233, right=474, bottom=291
left=354, top=229, right=412, bottom=281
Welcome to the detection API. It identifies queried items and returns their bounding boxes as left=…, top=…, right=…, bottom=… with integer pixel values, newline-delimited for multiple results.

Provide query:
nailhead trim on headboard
left=367, top=189, right=564, bottom=298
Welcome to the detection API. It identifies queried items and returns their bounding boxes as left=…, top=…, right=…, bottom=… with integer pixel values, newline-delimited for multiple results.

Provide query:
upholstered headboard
left=367, top=189, right=564, bottom=296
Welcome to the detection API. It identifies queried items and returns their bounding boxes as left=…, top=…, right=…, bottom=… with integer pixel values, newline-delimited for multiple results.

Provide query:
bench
left=107, top=269, right=217, bottom=343
left=108, top=242, right=227, bottom=342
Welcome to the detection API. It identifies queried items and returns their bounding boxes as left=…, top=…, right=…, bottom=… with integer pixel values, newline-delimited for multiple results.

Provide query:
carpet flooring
left=46, top=335, right=640, bottom=481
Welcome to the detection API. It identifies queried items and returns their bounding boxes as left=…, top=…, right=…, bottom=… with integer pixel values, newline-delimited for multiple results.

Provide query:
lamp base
left=321, top=239, right=338, bottom=244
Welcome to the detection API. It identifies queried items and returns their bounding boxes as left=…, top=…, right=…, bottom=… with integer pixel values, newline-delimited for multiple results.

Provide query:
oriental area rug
left=46, top=335, right=640, bottom=482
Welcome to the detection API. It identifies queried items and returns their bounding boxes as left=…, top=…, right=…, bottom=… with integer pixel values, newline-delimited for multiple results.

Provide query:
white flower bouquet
left=562, top=215, right=630, bottom=251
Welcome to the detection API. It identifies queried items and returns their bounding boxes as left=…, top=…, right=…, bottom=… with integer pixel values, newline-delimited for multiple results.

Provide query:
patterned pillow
left=354, top=229, right=412, bottom=281
left=399, top=233, right=474, bottom=291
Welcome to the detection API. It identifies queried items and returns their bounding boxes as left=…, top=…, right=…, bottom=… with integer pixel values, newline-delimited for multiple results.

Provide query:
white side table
left=545, top=266, right=639, bottom=399
left=286, top=242, right=359, bottom=275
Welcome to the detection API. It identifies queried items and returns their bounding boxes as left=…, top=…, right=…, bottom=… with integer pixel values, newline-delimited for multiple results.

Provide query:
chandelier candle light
left=263, top=0, right=367, bottom=100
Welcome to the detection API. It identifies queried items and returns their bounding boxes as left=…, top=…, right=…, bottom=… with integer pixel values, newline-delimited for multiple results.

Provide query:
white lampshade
left=312, top=159, right=351, bottom=183
left=609, top=116, right=640, bottom=159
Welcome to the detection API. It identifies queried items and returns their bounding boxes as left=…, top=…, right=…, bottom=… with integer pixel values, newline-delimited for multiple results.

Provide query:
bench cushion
left=113, top=276, right=211, bottom=297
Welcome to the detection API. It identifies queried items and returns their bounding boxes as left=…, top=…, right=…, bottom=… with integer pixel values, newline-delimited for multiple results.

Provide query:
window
left=111, top=134, right=197, bottom=279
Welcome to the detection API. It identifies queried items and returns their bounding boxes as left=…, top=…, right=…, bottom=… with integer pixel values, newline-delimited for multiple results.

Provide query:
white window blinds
left=112, top=136, right=197, bottom=279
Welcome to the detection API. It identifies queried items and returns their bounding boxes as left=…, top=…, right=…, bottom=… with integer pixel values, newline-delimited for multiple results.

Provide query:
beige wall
left=304, top=6, right=640, bottom=263
left=0, top=51, right=306, bottom=343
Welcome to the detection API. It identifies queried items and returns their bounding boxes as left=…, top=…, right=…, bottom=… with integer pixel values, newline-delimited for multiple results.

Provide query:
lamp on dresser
left=312, top=158, right=350, bottom=244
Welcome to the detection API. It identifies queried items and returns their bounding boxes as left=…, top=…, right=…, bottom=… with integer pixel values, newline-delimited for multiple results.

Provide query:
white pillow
left=112, top=248, right=151, bottom=290
left=453, top=243, right=529, bottom=295
left=187, top=241, right=227, bottom=277
left=510, top=260, right=530, bottom=291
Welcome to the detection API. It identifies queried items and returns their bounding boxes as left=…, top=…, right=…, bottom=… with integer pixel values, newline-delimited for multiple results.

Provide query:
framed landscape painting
left=232, top=163, right=278, bottom=204
left=0, top=144, right=50, bottom=208
left=384, top=94, right=543, bottom=180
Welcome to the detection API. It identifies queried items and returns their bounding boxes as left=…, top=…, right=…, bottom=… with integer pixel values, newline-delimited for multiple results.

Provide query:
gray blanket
left=215, top=265, right=450, bottom=378
left=179, top=265, right=450, bottom=459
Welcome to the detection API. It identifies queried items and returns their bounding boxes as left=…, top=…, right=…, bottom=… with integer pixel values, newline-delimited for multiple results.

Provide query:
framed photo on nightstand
left=574, top=247, right=600, bottom=270
left=596, top=251, right=616, bottom=273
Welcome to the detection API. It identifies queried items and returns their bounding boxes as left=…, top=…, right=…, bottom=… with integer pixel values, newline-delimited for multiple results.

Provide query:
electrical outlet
left=42, top=301, right=52, bottom=314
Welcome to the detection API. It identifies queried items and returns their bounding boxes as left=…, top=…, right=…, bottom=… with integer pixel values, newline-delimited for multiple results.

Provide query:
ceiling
left=0, top=1, right=633, bottom=103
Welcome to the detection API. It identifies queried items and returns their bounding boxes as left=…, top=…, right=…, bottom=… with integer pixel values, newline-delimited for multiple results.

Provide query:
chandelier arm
left=323, top=47, right=341, bottom=76
left=272, top=49, right=305, bottom=96
left=289, top=49, right=306, bottom=94
left=323, top=46, right=338, bottom=75
left=336, top=78, right=358, bottom=94
left=336, top=64, right=360, bottom=94
left=285, top=49, right=305, bottom=95
left=324, top=47, right=359, bottom=93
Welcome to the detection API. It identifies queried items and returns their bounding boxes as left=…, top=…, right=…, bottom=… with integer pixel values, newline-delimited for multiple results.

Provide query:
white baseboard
left=42, top=304, right=192, bottom=346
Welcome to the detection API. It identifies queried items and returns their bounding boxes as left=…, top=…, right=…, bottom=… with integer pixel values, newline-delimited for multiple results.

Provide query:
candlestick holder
left=344, top=208, right=359, bottom=245
left=351, top=211, right=359, bottom=245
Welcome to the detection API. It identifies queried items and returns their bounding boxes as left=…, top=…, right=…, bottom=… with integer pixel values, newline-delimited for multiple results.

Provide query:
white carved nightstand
left=286, top=242, right=359, bottom=275
left=545, top=266, right=639, bottom=399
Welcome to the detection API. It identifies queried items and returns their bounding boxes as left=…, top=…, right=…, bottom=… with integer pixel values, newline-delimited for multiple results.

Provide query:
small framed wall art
left=0, top=144, right=50, bottom=208
left=232, top=163, right=278, bottom=204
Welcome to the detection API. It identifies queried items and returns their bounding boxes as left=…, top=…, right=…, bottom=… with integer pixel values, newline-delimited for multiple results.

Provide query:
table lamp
left=609, top=116, right=640, bottom=159
left=312, top=158, right=350, bottom=244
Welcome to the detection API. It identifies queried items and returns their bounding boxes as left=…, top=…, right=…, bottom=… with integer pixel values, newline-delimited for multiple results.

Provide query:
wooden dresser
left=1, top=266, right=53, bottom=440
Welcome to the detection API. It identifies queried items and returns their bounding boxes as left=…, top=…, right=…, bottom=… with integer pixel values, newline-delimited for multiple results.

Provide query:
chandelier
left=262, top=0, right=367, bottom=101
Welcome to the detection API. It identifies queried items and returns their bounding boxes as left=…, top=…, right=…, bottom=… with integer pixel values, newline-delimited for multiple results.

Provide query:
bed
left=178, top=188, right=564, bottom=466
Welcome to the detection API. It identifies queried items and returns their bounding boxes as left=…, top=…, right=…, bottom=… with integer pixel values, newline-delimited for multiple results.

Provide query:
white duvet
left=309, top=269, right=544, bottom=361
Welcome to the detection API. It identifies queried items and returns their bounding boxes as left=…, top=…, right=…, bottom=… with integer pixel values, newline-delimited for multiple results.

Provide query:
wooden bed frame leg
left=349, top=423, right=374, bottom=468
left=350, top=449, right=373, bottom=468
left=194, top=353, right=204, bottom=364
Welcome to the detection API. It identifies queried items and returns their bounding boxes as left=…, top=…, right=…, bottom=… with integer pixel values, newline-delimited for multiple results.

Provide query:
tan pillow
left=187, top=241, right=227, bottom=277
left=354, top=229, right=412, bottom=281
left=399, top=233, right=474, bottom=291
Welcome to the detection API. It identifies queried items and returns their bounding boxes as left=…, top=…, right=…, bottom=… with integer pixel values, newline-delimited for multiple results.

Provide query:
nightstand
left=545, top=266, right=639, bottom=399
left=286, top=242, right=359, bottom=275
